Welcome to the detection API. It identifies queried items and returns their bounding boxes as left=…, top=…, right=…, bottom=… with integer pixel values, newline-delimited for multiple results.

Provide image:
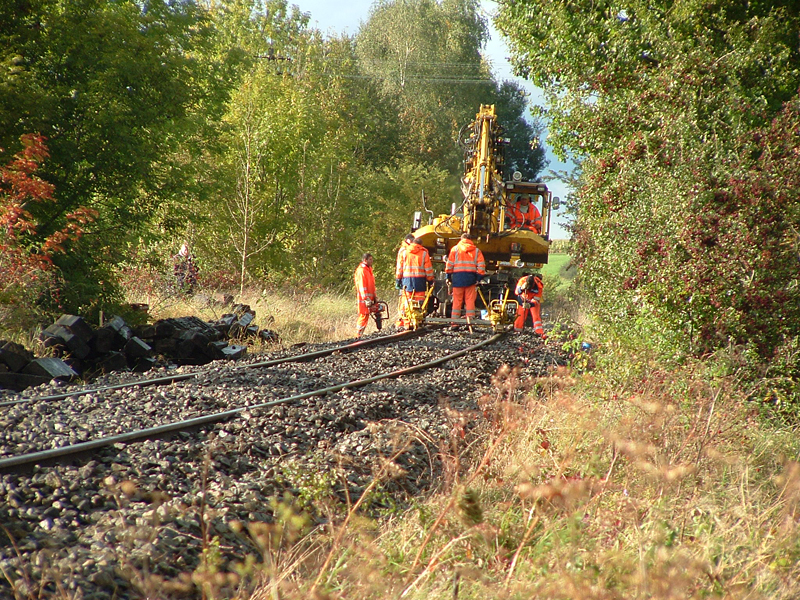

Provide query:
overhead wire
left=316, top=73, right=494, bottom=83
left=257, top=51, right=502, bottom=84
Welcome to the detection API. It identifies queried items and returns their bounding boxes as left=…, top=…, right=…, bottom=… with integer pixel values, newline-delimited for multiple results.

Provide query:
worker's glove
left=395, top=279, right=402, bottom=290
left=522, top=301, right=531, bottom=309
left=369, top=303, right=380, bottom=313
left=365, top=299, right=373, bottom=307
left=478, top=276, right=490, bottom=285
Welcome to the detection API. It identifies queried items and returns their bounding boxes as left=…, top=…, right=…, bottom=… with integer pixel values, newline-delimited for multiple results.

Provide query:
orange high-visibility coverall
left=514, top=274, right=544, bottom=334
left=507, top=200, right=542, bottom=233
left=354, top=260, right=377, bottom=338
left=445, top=238, right=486, bottom=323
left=396, top=242, right=434, bottom=328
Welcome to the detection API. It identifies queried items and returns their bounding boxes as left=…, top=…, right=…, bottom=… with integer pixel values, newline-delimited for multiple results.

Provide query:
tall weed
left=238, top=357, right=800, bottom=599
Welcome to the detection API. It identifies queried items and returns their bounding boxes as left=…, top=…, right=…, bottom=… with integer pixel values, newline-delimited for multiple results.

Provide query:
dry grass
left=7, top=281, right=798, bottom=599
left=128, top=286, right=397, bottom=347
left=120, top=281, right=800, bottom=599
left=231, top=357, right=800, bottom=600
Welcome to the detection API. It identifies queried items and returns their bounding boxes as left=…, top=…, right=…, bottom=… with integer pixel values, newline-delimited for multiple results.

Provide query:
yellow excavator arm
left=413, top=104, right=556, bottom=272
left=461, top=105, right=505, bottom=237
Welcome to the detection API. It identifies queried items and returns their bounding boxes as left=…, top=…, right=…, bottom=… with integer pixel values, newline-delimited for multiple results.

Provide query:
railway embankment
left=0, top=327, right=564, bottom=598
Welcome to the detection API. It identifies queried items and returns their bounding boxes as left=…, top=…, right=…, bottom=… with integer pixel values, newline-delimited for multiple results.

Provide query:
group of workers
left=353, top=194, right=545, bottom=339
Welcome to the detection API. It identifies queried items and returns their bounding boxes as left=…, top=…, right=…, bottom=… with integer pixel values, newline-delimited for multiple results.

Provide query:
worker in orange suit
left=507, top=195, right=542, bottom=233
left=514, top=272, right=544, bottom=336
left=354, top=253, right=378, bottom=338
left=394, top=234, right=415, bottom=328
left=445, top=233, right=486, bottom=330
left=396, top=238, right=434, bottom=330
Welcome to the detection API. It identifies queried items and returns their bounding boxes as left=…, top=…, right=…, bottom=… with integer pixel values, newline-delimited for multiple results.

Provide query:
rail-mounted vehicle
left=406, top=104, right=560, bottom=330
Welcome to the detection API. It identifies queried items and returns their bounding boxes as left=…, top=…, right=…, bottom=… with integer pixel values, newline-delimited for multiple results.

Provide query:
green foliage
left=1, top=0, right=551, bottom=331
left=356, top=0, right=492, bottom=170
left=0, top=0, right=219, bottom=318
left=497, top=0, right=800, bottom=369
left=276, top=460, right=338, bottom=513
left=351, top=162, right=459, bottom=288
left=753, top=335, right=800, bottom=424
left=489, top=81, right=547, bottom=181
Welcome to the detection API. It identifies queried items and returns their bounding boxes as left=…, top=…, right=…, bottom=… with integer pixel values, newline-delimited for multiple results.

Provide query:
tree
left=0, top=134, right=96, bottom=325
left=488, top=81, right=547, bottom=181
left=356, top=0, right=493, bottom=170
left=0, top=0, right=216, bottom=315
left=223, top=72, right=286, bottom=295
left=497, top=0, right=800, bottom=358
left=193, top=0, right=327, bottom=288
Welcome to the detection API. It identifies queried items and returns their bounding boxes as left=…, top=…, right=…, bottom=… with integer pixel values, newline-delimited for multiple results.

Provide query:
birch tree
left=224, top=74, right=284, bottom=294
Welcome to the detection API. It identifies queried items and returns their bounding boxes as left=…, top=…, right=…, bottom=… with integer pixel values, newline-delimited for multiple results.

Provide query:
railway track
left=0, top=326, right=564, bottom=599
left=0, top=329, right=501, bottom=473
left=0, top=327, right=420, bottom=409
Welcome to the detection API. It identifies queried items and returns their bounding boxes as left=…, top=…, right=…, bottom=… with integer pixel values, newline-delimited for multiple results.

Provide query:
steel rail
left=0, top=331, right=505, bottom=474
left=0, top=329, right=422, bottom=408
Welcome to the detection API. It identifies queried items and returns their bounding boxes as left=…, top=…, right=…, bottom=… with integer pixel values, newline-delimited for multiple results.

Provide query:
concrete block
left=22, top=357, right=78, bottom=381
left=221, top=344, right=247, bottom=360
left=124, top=336, right=152, bottom=359
left=98, top=351, right=128, bottom=373
left=130, top=357, right=156, bottom=373
left=0, top=372, right=52, bottom=392
left=41, top=325, right=90, bottom=359
left=258, top=329, right=280, bottom=343
left=55, top=314, right=94, bottom=343
left=0, top=340, right=34, bottom=372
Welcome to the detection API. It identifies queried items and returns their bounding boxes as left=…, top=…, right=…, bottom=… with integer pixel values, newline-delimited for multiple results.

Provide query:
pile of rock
left=0, top=305, right=279, bottom=392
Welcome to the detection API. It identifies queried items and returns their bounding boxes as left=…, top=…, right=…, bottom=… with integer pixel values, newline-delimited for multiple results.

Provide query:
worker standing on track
left=396, top=237, right=434, bottom=330
left=445, top=233, right=486, bottom=331
left=514, top=272, right=545, bottom=336
left=508, top=195, right=542, bottom=233
left=354, top=253, right=378, bottom=339
left=394, top=234, right=415, bottom=329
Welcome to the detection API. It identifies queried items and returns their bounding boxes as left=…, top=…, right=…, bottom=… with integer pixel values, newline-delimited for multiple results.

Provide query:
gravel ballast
left=0, top=328, right=565, bottom=599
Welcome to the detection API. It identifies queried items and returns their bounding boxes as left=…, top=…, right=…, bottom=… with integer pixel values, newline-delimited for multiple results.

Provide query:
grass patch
left=541, top=253, right=575, bottom=293
left=233, top=359, right=800, bottom=599
left=541, top=254, right=583, bottom=328
left=124, top=284, right=395, bottom=348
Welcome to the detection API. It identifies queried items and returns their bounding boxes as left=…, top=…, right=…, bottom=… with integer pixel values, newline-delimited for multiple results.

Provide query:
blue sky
left=296, top=0, right=573, bottom=238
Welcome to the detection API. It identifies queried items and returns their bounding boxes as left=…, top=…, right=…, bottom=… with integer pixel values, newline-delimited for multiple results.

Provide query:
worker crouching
left=354, top=253, right=378, bottom=338
left=445, top=233, right=486, bottom=330
left=396, top=238, right=434, bottom=330
left=514, top=272, right=544, bottom=336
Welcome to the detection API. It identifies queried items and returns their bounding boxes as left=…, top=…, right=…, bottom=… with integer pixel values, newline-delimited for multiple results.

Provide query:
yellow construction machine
left=408, top=104, right=559, bottom=330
